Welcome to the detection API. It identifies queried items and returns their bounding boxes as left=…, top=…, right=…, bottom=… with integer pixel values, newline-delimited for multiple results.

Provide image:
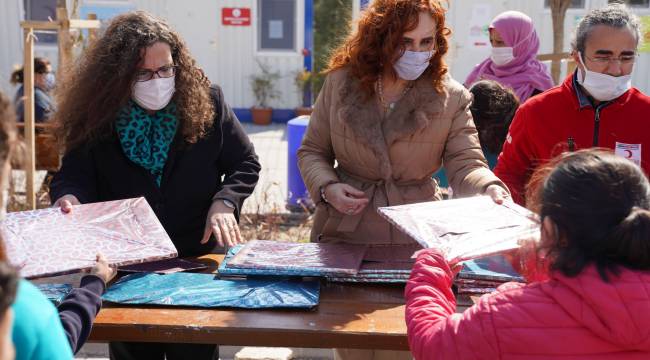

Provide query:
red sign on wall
left=222, top=8, right=251, bottom=26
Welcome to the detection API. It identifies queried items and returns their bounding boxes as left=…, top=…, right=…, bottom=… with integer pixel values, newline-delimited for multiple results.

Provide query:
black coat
left=50, top=86, right=261, bottom=256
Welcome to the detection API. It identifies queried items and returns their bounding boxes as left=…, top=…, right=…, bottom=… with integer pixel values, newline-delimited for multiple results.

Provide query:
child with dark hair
left=406, top=149, right=650, bottom=359
left=469, top=80, right=519, bottom=157
left=0, top=90, right=115, bottom=359
left=0, top=262, right=18, bottom=360
left=433, top=80, right=519, bottom=190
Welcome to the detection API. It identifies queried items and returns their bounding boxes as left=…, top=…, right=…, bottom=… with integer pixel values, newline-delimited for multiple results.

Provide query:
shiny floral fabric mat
left=1, top=197, right=177, bottom=278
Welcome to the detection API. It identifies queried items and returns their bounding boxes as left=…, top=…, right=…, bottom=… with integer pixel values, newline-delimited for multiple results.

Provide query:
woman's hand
left=324, top=183, right=369, bottom=215
left=200, top=200, right=243, bottom=247
left=89, top=254, right=117, bottom=285
left=53, top=194, right=80, bottom=213
left=485, top=184, right=510, bottom=204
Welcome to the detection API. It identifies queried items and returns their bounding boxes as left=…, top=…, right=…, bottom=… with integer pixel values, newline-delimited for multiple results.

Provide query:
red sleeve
left=405, top=249, right=500, bottom=360
left=493, top=106, right=536, bottom=205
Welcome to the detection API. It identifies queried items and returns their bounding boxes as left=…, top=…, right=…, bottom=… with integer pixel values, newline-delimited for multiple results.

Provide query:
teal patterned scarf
left=116, top=101, right=178, bottom=186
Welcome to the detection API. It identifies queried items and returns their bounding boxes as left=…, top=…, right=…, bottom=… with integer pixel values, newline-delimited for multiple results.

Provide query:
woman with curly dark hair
left=49, top=11, right=260, bottom=360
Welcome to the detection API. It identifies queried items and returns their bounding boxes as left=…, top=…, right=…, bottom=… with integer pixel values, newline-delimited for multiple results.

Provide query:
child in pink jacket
left=406, top=149, right=650, bottom=359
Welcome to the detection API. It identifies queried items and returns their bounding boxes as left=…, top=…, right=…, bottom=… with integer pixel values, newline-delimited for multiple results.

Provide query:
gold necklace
left=377, top=76, right=413, bottom=113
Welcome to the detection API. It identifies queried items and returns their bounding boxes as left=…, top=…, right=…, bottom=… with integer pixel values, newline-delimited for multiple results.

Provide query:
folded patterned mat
left=103, top=272, right=320, bottom=309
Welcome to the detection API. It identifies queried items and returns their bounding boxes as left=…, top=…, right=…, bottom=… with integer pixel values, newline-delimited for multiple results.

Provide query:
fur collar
left=337, top=70, right=448, bottom=179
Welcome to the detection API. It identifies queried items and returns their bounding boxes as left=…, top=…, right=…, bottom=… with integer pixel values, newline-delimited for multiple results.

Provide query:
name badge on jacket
left=615, top=142, right=642, bottom=166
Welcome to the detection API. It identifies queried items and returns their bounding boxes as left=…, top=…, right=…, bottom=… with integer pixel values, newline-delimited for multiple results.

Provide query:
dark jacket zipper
left=568, top=137, right=575, bottom=151
left=593, top=107, right=601, bottom=146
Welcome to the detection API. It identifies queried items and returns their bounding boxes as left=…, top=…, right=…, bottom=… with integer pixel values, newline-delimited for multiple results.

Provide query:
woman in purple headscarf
left=464, top=11, right=554, bottom=103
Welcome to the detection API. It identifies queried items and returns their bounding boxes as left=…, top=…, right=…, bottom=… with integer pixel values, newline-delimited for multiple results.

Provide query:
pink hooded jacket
left=405, top=249, right=650, bottom=359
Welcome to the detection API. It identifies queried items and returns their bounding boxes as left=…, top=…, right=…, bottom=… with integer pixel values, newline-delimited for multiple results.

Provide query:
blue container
left=287, top=116, right=311, bottom=211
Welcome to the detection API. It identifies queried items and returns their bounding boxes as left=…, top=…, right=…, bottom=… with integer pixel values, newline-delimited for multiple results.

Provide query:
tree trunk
left=549, top=0, right=572, bottom=84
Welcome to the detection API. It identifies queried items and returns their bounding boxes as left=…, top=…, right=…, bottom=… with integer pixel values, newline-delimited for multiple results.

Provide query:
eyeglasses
left=584, top=54, right=638, bottom=65
left=135, top=65, right=177, bottom=82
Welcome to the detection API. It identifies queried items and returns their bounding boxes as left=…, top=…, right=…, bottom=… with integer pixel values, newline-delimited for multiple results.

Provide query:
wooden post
left=19, top=16, right=100, bottom=208
left=87, top=13, right=98, bottom=43
left=57, top=7, right=72, bottom=78
left=23, top=28, right=37, bottom=209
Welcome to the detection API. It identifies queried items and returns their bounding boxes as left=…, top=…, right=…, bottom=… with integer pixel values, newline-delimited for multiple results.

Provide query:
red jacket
left=405, top=249, right=650, bottom=360
left=494, top=73, right=650, bottom=204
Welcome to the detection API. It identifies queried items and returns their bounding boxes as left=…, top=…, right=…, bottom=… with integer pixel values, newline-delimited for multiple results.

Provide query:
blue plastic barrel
left=287, top=116, right=311, bottom=211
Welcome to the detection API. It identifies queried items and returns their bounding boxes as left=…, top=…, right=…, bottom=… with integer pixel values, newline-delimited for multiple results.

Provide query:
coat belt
left=335, top=169, right=432, bottom=233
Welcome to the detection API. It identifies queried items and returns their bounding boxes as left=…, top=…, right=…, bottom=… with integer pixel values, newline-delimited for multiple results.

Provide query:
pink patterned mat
left=227, top=240, right=368, bottom=276
left=1, top=197, right=177, bottom=279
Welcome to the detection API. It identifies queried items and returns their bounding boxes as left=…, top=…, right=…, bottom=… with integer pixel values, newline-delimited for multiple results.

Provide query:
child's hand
left=504, top=234, right=548, bottom=282
left=451, top=263, right=464, bottom=277
left=90, top=254, right=117, bottom=284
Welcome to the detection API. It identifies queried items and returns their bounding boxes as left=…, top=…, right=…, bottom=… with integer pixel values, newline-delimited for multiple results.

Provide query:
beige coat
left=297, top=68, right=507, bottom=245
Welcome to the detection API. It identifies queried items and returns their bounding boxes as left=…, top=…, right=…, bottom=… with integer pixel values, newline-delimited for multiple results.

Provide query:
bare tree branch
left=549, top=0, right=572, bottom=84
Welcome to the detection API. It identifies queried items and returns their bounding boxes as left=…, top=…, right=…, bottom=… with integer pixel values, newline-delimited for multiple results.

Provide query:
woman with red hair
left=299, top=0, right=507, bottom=250
left=298, top=1, right=508, bottom=358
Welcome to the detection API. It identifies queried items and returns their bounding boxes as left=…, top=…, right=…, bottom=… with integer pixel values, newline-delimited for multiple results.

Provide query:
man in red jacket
left=494, top=4, right=650, bottom=205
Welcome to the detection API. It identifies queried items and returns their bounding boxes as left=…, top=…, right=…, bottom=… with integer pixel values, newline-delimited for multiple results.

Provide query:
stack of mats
left=219, top=242, right=419, bottom=284
left=455, top=255, right=524, bottom=295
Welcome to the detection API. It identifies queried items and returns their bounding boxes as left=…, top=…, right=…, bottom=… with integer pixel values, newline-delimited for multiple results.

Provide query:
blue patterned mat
left=103, top=272, right=320, bottom=309
left=459, top=255, right=524, bottom=282
left=35, top=283, right=73, bottom=306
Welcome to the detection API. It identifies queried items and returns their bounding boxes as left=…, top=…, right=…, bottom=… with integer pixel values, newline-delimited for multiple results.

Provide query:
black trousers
left=109, top=342, right=218, bottom=360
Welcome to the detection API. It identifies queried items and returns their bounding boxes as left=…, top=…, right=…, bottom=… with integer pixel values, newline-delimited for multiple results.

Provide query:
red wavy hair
left=327, top=0, right=451, bottom=96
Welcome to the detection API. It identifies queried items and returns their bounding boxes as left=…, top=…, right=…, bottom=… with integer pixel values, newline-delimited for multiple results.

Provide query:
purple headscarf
left=464, top=11, right=554, bottom=102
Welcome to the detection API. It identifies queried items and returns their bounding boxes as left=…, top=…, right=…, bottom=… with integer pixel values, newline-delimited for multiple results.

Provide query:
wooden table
left=88, top=255, right=411, bottom=350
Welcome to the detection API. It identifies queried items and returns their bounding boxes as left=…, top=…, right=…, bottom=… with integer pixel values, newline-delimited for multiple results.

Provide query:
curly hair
left=327, top=0, right=451, bottom=96
left=469, top=80, right=519, bottom=154
left=54, top=11, right=214, bottom=152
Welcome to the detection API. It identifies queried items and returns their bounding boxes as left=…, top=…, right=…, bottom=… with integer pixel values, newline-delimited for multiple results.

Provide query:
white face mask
left=577, top=52, right=632, bottom=102
left=44, top=73, right=56, bottom=91
left=394, top=50, right=435, bottom=81
left=490, top=47, right=515, bottom=66
left=132, top=76, right=176, bottom=111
